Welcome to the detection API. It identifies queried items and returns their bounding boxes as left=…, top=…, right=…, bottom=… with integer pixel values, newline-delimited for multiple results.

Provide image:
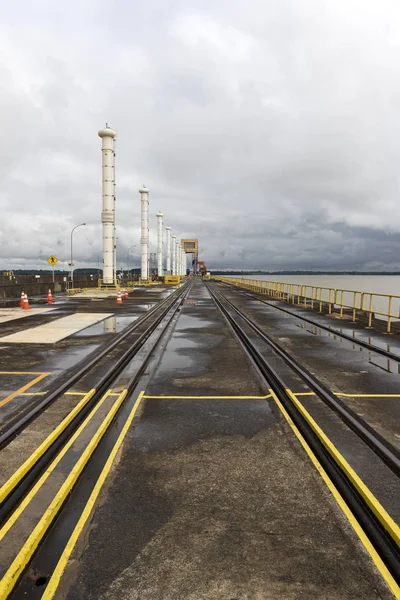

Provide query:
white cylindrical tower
left=176, top=240, right=181, bottom=277
left=165, top=226, right=171, bottom=274
left=172, top=234, right=177, bottom=275
left=139, top=185, right=150, bottom=281
left=182, top=248, right=186, bottom=276
left=156, top=211, right=163, bottom=277
left=98, top=125, right=117, bottom=285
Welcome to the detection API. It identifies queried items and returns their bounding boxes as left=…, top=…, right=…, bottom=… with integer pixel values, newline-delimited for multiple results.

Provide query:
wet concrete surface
left=0, top=290, right=174, bottom=431
left=58, top=279, right=392, bottom=600
left=218, top=285, right=400, bottom=450
left=209, top=284, right=400, bottom=528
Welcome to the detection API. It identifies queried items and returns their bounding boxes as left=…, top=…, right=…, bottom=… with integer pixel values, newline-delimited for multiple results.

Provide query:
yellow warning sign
left=47, top=255, right=58, bottom=266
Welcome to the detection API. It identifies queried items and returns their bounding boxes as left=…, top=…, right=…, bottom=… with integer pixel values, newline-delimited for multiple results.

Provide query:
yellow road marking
left=286, top=388, right=400, bottom=546
left=0, top=371, right=48, bottom=375
left=42, top=391, right=145, bottom=599
left=18, top=392, right=47, bottom=396
left=0, top=389, right=96, bottom=504
left=269, top=389, right=400, bottom=599
left=336, top=393, right=400, bottom=398
left=293, top=391, right=400, bottom=398
left=0, top=373, right=50, bottom=407
left=142, top=395, right=272, bottom=399
left=0, top=389, right=112, bottom=543
left=0, top=387, right=128, bottom=598
left=64, top=392, right=88, bottom=397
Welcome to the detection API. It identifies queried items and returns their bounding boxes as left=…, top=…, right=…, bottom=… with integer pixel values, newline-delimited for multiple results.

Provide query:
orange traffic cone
left=20, top=291, right=25, bottom=307
left=47, top=289, right=53, bottom=305
left=23, top=293, right=30, bottom=310
left=124, top=289, right=129, bottom=300
left=116, top=290, right=123, bottom=305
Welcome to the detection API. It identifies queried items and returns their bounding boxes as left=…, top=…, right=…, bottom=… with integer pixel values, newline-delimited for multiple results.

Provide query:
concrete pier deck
left=0, top=279, right=398, bottom=599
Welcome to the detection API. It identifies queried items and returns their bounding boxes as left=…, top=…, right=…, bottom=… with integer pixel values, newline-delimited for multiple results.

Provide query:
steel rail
left=206, top=282, right=400, bottom=585
left=0, top=282, right=188, bottom=449
left=212, top=284, right=400, bottom=477
left=0, top=282, right=191, bottom=523
left=220, top=280, right=400, bottom=364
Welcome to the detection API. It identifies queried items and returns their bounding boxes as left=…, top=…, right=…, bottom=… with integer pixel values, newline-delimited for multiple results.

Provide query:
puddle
left=38, top=344, right=99, bottom=370
left=73, top=315, right=138, bottom=336
left=177, top=314, right=219, bottom=330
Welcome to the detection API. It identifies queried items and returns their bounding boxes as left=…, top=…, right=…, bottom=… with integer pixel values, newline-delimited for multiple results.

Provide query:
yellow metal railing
left=212, top=277, right=400, bottom=334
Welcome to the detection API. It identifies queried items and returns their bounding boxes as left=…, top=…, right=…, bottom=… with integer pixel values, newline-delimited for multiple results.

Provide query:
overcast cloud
left=1, top=0, right=400, bottom=271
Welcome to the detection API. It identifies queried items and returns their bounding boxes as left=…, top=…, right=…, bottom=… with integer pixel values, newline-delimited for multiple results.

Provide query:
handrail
left=212, top=276, right=400, bottom=333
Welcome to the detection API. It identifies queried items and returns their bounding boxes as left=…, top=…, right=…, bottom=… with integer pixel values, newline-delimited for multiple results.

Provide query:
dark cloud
left=1, top=0, right=400, bottom=272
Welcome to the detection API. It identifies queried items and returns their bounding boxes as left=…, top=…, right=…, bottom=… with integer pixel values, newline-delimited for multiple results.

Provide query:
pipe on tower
left=98, top=126, right=117, bottom=285
left=156, top=212, right=163, bottom=277
left=165, top=226, right=171, bottom=274
left=139, top=185, right=150, bottom=281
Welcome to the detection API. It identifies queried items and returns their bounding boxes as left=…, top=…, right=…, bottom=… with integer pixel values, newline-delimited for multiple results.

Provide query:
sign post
left=47, top=255, right=58, bottom=284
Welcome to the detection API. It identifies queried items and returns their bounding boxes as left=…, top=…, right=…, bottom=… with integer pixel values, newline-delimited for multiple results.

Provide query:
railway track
left=219, top=280, right=400, bottom=364
left=0, top=281, right=191, bottom=598
left=206, top=281, right=400, bottom=595
left=0, top=284, right=189, bottom=447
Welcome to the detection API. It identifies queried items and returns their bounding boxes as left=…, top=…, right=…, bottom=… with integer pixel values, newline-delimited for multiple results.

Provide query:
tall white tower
left=176, top=239, right=181, bottom=277
left=140, top=185, right=150, bottom=281
left=165, top=226, right=171, bottom=274
left=156, top=211, right=163, bottom=277
left=171, top=234, right=177, bottom=275
left=98, top=125, right=116, bottom=285
left=182, top=248, right=186, bottom=275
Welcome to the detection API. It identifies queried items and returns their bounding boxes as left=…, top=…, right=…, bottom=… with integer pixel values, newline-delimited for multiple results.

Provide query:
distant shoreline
left=211, top=271, right=400, bottom=276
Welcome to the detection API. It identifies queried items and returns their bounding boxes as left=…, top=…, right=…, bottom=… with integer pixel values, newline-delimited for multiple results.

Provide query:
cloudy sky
left=1, top=0, right=400, bottom=271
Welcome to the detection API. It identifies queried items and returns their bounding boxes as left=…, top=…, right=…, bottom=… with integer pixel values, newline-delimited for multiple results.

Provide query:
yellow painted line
left=0, top=387, right=129, bottom=598
left=0, top=389, right=113, bottom=544
left=269, top=389, right=400, bottom=599
left=0, top=389, right=96, bottom=504
left=0, top=371, right=49, bottom=375
left=18, top=392, right=47, bottom=396
left=0, top=373, right=50, bottom=408
left=336, top=393, right=400, bottom=398
left=293, top=391, right=400, bottom=398
left=42, top=391, right=145, bottom=599
left=286, top=388, right=400, bottom=546
left=142, top=395, right=272, bottom=399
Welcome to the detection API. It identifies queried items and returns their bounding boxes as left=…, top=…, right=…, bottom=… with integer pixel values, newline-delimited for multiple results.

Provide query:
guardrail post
left=367, top=295, right=373, bottom=328
left=387, top=296, right=393, bottom=334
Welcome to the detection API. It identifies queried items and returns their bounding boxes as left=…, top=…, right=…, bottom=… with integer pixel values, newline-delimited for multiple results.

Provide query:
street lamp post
left=127, top=245, right=136, bottom=280
left=70, top=223, right=86, bottom=289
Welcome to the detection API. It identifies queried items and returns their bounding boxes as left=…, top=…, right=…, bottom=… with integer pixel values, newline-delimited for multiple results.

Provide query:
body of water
left=236, top=275, right=400, bottom=320
left=245, top=275, right=400, bottom=296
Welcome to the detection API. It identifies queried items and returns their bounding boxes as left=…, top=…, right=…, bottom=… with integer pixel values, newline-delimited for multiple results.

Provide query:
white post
left=182, top=248, right=186, bottom=276
left=156, top=211, right=163, bottom=277
left=98, top=125, right=116, bottom=285
left=165, top=226, right=171, bottom=274
left=172, top=235, right=176, bottom=275
left=140, top=185, right=150, bottom=281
